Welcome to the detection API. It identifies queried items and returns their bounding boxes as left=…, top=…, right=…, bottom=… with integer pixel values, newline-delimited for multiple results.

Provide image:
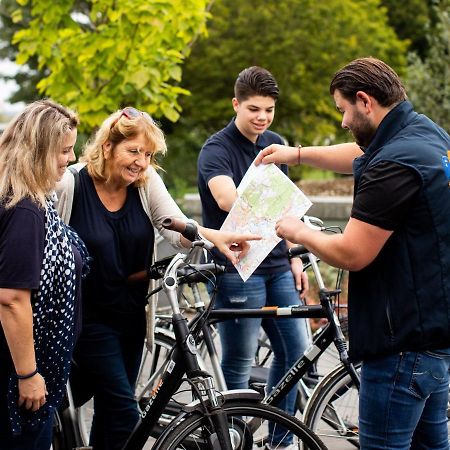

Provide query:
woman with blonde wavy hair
left=55, top=107, right=259, bottom=450
left=0, top=99, right=83, bottom=450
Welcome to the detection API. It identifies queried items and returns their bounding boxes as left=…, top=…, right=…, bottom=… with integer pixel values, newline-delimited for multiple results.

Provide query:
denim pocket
left=424, top=349, right=450, bottom=359
left=409, top=352, right=449, bottom=400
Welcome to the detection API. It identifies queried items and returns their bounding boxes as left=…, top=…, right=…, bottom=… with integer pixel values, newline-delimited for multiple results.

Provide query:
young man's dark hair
left=329, top=57, right=407, bottom=107
left=234, top=66, right=280, bottom=102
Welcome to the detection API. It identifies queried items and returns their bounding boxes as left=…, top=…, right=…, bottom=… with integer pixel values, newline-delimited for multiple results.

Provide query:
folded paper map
left=221, top=160, right=312, bottom=281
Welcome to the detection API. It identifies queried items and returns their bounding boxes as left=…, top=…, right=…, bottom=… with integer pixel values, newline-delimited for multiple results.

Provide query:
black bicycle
left=133, top=235, right=361, bottom=449
left=52, top=218, right=326, bottom=450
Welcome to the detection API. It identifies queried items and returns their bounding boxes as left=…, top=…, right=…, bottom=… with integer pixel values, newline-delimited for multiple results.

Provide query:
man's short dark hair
left=329, top=57, right=407, bottom=107
left=234, top=66, right=279, bottom=102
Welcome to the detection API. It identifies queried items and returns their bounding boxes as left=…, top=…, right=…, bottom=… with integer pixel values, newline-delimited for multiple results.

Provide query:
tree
left=162, top=0, right=408, bottom=189
left=381, top=0, right=436, bottom=58
left=407, top=0, right=450, bottom=131
left=0, top=0, right=45, bottom=103
left=10, top=0, right=210, bottom=131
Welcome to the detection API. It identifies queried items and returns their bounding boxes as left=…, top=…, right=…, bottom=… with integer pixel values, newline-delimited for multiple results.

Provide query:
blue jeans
left=72, top=317, right=145, bottom=450
left=213, top=271, right=310, bottom=444
left=0, top=363, right=53, bottom=450
left=0, top=410, right=53, bottom=450
left=359, top=350, right=450, bottom=450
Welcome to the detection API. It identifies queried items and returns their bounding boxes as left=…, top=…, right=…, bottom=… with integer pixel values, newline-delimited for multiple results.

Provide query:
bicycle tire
left=153, top=401, right=326, bottom=450
left=303, top=363, right=361, bottom=449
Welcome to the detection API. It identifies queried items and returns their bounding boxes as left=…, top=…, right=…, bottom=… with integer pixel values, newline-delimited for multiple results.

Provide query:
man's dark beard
left=349, top=110, right=377, bottom=148
left=353, top=127, right=376, bottom=148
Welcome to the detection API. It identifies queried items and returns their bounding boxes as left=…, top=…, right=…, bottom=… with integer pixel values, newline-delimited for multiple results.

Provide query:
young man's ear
left=232, top=98, right=240, bottom=113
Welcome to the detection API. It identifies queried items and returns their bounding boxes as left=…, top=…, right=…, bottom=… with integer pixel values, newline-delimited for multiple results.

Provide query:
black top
left=0, top=198, right=45, bottom=289
left=69, top=168, right=154, bottom=322
left=198, top=119, right=290, bottom=273
left=0, top=199, right=82, bottom=408
left=351, top=161, right=421, bottom=230
left=0, top=199, right=45, bottom=372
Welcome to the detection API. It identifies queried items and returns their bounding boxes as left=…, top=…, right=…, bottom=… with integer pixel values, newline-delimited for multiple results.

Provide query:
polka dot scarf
left=7, top=199, right=76, bottom=435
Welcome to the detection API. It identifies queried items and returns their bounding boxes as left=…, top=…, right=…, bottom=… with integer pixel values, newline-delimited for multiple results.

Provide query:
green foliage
left=11, top=0, right=210, bottom=131
left=163, top=0, right=408, bottom=190
left=381, top=0, right=436, bottom=58
left=407, top=0, right=450, bottom=131
left=0, top=0, right=45, bottom=103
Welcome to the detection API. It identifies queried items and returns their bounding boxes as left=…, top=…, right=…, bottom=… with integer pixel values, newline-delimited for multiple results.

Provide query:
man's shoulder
left=202, top=126, right=231, bottom=149
left=199, top=127, right=235, bottom=164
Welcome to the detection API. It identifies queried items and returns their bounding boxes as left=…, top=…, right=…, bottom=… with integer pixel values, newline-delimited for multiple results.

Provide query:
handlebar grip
left=162, top=218, right=198, bottom=242
left=288, top=245, right=310, bottom=258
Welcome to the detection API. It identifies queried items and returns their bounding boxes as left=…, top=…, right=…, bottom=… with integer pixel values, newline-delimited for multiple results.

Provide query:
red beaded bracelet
left=16, top=368, right=38, bottom=380
left=297, top=144, right=302, bottom=164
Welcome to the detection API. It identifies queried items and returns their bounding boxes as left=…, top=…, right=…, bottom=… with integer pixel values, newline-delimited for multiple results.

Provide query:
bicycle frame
left=206, top=289, right=360, bottom=407
left=144, top=246, right=360, bottom=419
left=123, top=251, right=232, bottom=450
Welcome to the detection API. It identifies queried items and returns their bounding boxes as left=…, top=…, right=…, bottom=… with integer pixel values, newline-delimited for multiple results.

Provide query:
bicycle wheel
left=303, top=363, right=361, bottom=449
left=154, top=401, right=326, bottom=450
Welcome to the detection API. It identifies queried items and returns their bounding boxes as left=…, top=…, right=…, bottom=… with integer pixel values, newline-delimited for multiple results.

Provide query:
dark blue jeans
left=359, top=349, right=450, bottom=449
left=213, top=271, right=310, bottom=444
left=0, top=409, right=53, bottom=450
left=0, top=362, right=54, bottom=450
left=73, top=317, right=145, bottom=450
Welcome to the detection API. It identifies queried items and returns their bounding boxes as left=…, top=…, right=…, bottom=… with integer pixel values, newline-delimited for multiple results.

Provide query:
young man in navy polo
left=197, top=66, right=310, bottom=449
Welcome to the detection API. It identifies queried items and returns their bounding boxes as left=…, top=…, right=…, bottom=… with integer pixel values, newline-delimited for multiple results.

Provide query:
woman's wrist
left=16, top=368, right=38, bottom=380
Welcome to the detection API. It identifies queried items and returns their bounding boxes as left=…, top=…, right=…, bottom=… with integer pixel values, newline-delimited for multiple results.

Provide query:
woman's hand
left=18, top=373, right=47, bottom=411
left=200, top=228, right=261, bottom=265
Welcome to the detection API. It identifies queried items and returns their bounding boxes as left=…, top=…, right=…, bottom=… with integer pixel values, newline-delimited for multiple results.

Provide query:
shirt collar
left=363, top=100, right=414, bottom=157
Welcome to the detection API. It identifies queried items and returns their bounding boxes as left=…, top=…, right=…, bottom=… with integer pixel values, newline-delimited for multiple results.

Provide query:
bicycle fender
left=151, top=390, right=264, bottom=450
left=182, top=389, right=263, bottom=413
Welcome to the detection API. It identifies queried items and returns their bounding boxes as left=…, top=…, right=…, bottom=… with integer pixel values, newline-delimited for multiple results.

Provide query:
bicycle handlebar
left=162, top=217, right=199, bottom=242
left=287, top=245, right=310, bottom=259
left=128, top=262, right=225, bottom=284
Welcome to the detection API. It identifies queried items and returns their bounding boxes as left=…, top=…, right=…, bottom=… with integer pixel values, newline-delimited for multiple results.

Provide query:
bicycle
left=133, top=238, right=361, bottom=448
left=114, top=216, right=450, bottom=449
left=138, top=216, right=344, bottom=395
left=53, top=217, right=326, bottom=450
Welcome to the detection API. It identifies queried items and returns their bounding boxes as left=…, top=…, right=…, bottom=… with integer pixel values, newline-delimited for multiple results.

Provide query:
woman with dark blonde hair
left=55, top=107, right=259, bottom=450
left=0, top=99, right=84, bottom=450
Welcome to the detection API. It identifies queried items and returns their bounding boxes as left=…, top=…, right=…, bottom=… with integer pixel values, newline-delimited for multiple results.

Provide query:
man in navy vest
left=256, top=57, right=450, bottom=449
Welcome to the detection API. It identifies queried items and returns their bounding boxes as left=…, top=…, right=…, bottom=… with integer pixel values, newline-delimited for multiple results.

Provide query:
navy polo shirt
left=197, top=118, right=291, bottom=274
